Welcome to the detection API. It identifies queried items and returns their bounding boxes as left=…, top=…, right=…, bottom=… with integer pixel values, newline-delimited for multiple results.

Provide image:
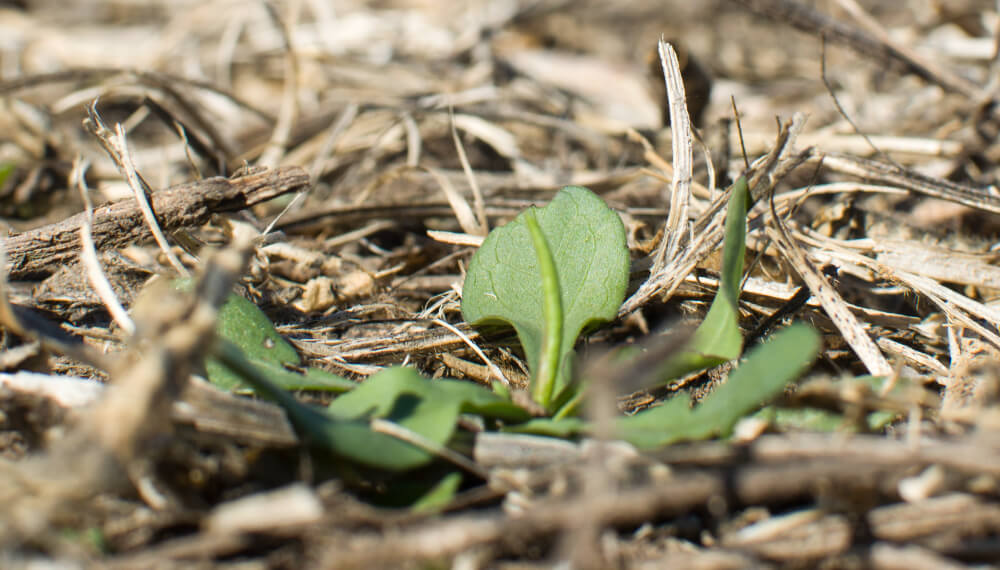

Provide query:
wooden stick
left=4, top=166, right=309, bottom=280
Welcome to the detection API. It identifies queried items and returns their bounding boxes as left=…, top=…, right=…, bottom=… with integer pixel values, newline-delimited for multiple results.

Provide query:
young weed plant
left=205, top=178, right=820, bottom=506
left=461, top=186, right=630, bottom=413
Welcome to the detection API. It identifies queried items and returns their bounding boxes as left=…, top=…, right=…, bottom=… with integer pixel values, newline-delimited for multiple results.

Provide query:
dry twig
left=5, top=166, right=308, bottom=279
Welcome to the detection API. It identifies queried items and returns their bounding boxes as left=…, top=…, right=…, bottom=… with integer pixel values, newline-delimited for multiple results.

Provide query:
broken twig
left=5, top=166, right=309, bottom=279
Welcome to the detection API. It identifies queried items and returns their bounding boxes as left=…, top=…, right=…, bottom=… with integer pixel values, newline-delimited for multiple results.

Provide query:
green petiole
left=524, top=208, right=563, bottom=409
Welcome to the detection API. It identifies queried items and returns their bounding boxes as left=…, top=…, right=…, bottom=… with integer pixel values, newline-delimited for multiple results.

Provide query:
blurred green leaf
left=758, top=406, right=897, bottom=432
left=757, top=375, right=899, bottom=432
left=410, top=472, right=463, bottom=513
left=212, top=342, right=529, bottom=471
left=0, top=162, right=14, bottom=190
left=502, top=416, right=589, bottom=438
left=173, top=278, right=301, bottom=391
left=245, top=359, right=357, bottom=393
left=620, top=323, right=820, bottom=449
left=206, top=293, right=300, bottom=391
left=462, top=186, right=629, bottom=410
left=323, top=367, right=530, bottom=470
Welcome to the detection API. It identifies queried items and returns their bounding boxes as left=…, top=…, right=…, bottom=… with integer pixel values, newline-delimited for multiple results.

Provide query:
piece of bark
left=4, top=166, right=309, bottom=280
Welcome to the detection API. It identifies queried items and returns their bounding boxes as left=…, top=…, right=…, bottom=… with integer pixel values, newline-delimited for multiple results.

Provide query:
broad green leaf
left=206, top=293, right=300, bottom=390
left=620, top=323, right=820, bottom=449
left=462, top=186, right=629, bottom=410
left=173, top=278, right=301, bottom=391
left=211, top=337, right=353, bottom=447
left=691, top=323, right=817, bottom=425
left=651, top=176, right=750, bottom=382
left=326, top=367, right=530, bottom=423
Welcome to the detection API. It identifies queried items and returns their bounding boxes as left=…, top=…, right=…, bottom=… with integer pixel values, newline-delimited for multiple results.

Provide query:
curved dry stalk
left=0, top=68, right=272, bottom=123
left=432, top=318, right=510, bottom=386
left=73, top=157, right=136, bottom=336
left=734, top=0, right=980, bottom=97
left=620, top=116, right=806, bottom=316
left=450, top=109, right=489, bottom=236
left=834, top=0, right=981, bottom=98
left=423, top=165, right=482, bottom=237
left=83, top=101, right=188, bottom=275
left=819, top=152, right=1000, bottom=215
left=653, top=40, right=694, bottom=272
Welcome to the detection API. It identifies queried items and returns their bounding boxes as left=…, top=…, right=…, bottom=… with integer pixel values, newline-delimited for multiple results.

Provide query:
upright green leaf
left=462, top=186, right=629, bottom=409
left=522, top=208, right=564, bottom=407
left=652, top=176, right=750, bottom=382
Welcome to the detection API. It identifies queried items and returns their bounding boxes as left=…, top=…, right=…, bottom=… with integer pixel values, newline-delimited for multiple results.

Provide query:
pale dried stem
left=83, top=100, right=189, bottom=276
left=621, top=117, right=803, bottom=316
left=653, top=40, right=694, bottom=272
left=115, top=123, right=191, bottom=276
left=257, top=0, right=302, bottom=168
left=450, top=108, right=489, bottom=236
left=432, top=318, right=510, bottom=386
left=766, top=209, right=892, bottom=377
left=424, top=165, right=482, bottom=237
left=73, top=157, right=136, bottom=336
left=834, top=0, right=981, bottom=98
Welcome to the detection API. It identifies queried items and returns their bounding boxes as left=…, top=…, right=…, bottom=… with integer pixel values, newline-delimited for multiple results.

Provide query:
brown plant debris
left=4, top=0, right=1000, bottom=568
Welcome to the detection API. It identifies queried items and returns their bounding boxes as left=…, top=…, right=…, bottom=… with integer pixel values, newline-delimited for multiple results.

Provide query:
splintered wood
left=4, top=166, right=308, bottom=279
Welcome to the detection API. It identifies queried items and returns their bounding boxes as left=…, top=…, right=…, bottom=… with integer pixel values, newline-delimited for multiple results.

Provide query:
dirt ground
left=3, top=0, right=1000, bottom=568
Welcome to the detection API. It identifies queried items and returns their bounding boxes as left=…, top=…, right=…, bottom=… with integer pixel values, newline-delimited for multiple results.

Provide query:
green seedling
left=461, top=186, right=630, bottom=411
left=497, top=178, right=820, bottom=443
left=504, top=323, right=819, bottom=447
left=199, top=179, right=826, bottom=507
